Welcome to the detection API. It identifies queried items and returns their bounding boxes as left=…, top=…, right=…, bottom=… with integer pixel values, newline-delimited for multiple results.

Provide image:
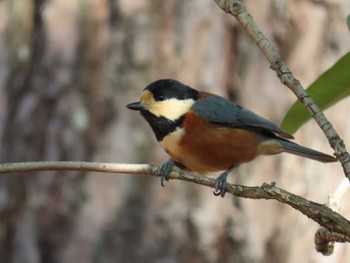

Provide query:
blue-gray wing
left=191, top=96, right=294, bottom=139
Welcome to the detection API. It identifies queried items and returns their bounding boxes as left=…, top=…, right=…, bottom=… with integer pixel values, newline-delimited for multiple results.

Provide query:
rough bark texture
left=0, top=0, right=349, bottom=262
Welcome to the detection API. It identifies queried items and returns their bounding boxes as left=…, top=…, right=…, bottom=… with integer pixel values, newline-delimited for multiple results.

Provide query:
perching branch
left=1, top=161, right=350, bottom=242
left=212, top=0, right=350, bottom=179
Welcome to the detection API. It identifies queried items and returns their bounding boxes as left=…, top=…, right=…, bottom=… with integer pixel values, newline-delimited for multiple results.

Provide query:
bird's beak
left=126, top=101, right=147, bottom=111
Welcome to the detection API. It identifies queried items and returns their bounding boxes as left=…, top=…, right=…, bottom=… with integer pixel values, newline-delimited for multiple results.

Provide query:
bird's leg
left=214, top=166, right=237, bottom=197
left=157, top=158, right=185, bottom=186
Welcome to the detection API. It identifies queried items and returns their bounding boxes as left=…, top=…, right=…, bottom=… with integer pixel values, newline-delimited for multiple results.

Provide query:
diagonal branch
left=213, top=0, right=350, bottom=180
left=1, top=161, right=350, bottom=241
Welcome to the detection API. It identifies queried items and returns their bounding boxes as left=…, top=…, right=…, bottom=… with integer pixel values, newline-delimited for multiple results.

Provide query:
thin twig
left=212, top=0, right=350, bottom=179
left=328, top=178, right=350, bottom=212
left=1, top=161, right=350, bottom=241
left=0, top=161, right=153, bottom=174
left=314, top=178, right=350, bottom=254
left=212, top=0, right=350, bottom=254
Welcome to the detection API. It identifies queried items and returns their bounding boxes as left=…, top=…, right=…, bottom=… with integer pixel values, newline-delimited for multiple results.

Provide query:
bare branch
left=328, top=178, right=350, bottom=212
left=212, top=1, right=350, bottom=254
left=0, top=161, right=153, bottom=175
left=1, top=161, right=350, bottom=242
left=314, top=178, right=350, bottom=254
left=212, top=0, right=350, bottom=180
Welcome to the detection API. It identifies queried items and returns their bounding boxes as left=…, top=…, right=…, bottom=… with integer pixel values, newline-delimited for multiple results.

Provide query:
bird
left=126, top=79, right=337, bottom=197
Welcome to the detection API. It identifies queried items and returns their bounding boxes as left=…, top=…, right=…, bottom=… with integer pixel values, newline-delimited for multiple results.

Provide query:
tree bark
left=0, top=0, right=349, bottom=262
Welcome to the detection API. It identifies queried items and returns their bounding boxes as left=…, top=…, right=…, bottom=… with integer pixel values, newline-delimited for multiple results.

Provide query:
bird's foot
left=157, top=159, right=175, bottom=187
left=213, top=166, right=236, bottom=197
left=213, top=172, right=229, bottom=197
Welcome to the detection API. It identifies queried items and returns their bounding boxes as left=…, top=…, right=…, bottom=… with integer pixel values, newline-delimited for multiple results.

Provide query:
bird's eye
left=157, top=94, right=166, bottom=101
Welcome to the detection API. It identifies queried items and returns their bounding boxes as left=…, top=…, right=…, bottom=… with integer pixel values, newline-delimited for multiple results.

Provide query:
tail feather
left=278, top=139, right=336, bottom=163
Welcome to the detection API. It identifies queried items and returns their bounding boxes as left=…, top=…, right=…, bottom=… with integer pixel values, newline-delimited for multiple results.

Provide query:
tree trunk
left=0, top=0, right=349, bottom=262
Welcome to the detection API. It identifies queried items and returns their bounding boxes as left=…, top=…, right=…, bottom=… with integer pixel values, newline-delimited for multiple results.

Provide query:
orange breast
left=164, top=112, right=259, bottom=174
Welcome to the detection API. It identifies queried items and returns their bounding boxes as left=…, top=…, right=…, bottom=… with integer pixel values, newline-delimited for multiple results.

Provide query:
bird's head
left=127, top=79, right=199, bottom=121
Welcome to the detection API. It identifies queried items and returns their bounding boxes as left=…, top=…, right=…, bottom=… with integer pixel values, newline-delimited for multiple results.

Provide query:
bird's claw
left=157, top=159, right=175, bottom=187
left=213, top=172, right=229, bottom=197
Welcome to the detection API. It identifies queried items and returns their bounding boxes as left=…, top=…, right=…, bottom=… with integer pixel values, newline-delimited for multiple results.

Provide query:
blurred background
left=0, top=0, right=349, bottom=262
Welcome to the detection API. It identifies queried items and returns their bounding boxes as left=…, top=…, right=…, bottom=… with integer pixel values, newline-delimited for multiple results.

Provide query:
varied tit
left=127, top=79, right=336, bottom=197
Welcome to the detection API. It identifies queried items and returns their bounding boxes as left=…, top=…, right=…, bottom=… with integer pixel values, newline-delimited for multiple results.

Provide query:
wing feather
left=191, top=96, right=293, bottom=139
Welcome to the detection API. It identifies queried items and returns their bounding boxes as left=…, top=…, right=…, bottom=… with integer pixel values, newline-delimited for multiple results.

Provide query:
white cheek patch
left=149, top=99, right=195, bottom=121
